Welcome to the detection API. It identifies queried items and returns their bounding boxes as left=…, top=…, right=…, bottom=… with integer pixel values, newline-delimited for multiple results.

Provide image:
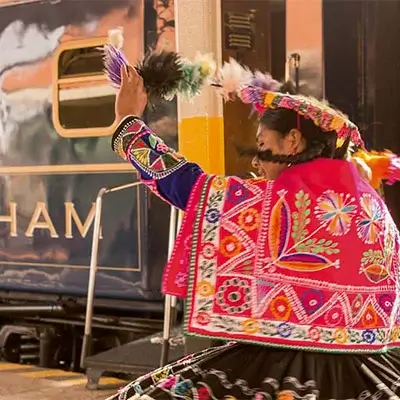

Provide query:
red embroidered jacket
left=112, top=116, right=400, bottom=353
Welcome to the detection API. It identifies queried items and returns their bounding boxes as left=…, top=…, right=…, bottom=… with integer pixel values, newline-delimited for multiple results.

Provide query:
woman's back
left=165, top=157, right=400, bottom=352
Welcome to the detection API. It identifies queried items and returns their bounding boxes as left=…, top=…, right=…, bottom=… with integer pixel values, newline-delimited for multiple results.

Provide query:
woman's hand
left=115, top=64, right=148, bottom=122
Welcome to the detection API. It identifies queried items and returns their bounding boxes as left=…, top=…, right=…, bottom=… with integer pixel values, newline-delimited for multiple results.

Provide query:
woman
left=109, top=65, right=400, bottom=400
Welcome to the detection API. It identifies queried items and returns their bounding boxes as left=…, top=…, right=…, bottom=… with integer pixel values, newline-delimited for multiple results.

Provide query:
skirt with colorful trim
left=106, top=342, right=400, bottom=400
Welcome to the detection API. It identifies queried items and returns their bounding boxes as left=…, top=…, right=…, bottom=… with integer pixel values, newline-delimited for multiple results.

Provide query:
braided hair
left=240, top=83, right=350, bottom=165
left=258, top=108, right=350, bottom=164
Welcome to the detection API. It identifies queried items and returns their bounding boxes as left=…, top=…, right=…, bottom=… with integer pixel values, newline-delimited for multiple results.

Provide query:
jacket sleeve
left=111, top=115, right=204, bottom=210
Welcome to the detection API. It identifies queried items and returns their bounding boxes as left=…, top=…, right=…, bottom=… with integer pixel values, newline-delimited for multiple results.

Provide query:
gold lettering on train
left=0, top=202, right=100, bottom=238
left=0, top=202, right=17, bottom=237
left=65, top=202, right=96, bottom=239
left=25, top=202, right=59, bottom=238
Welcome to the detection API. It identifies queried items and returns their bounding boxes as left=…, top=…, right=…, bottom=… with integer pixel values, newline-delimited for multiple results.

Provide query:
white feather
left=107, top=27, right=124, bottom=50
left=214, top=58, right=253, bottom=101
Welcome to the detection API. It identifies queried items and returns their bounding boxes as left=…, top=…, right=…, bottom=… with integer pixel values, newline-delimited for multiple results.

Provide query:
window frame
left=52, top=36, right=117, bottom=138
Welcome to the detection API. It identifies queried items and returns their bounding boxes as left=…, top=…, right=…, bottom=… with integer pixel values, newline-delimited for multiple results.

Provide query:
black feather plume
left=135, top=50, right=183, bottom=101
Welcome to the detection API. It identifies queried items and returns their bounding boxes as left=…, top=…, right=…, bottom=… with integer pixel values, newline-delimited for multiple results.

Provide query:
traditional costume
left=104, top=34, right=400, bottom=399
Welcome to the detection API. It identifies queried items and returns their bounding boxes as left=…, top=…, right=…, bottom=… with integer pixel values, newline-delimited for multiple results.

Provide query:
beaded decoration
left=239, top=87, right=364, bottom=147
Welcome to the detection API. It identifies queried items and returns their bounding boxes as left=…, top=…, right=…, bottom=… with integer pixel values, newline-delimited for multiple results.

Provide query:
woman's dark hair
left=240, top=82, right=351, bottom=165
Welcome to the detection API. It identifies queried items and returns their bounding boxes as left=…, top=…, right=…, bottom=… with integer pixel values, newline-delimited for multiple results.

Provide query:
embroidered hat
left=212, top=58, right=364, bottom=147
left=210, top=58, right=400, bottom=187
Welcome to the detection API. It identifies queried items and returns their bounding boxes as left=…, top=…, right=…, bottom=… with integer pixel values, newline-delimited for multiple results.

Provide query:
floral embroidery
left=392, top=327, right=400, bottom=341
left=291, top=190, right=311, bottom=243
left=195, top=312, right=211, bottom=326
left=174, top=272, right=187, bottom=288
left=216, top=278, right=251, bottom=313
left=205, top=208, right=221, bottom=224
left=159, top=375, right=178, bottom=389
left=301, top=290, right=324, bottom=315
left=184, top=172, right=400, bottom=352
left=362, top=329, right=376, bottom=344
left=156, top=142, right=169, bottom=153
left=333, top=328, right=348, bottom=344
left=211, top=176, right=228, bottom=190
left=173, top=379, right=193, bottom=396
left=357, top=194, right=383, bottom=244
left=269, top=296, right=292, bottom=321
left=220, top=236, right=242, bottom=258
left=242, top=318, right=261, bottom=334
left=197, top=281, right=215, bottom=297
left=277, top=323, right=292, bottom=338
left=238, top=208, right=260, bottom=231
left=265, top=190, right=339, bottom=274
left=378, top=294, right=394, bottom=313
left=151, top=367, right=170, bottom=383
left=308, top=326, right=321, bottom=341
left=324, top=306, right=344, bottom=326
left=277, top=390, right=295, bottom=400
left=197, top=386, right=211, bottom=400
left=360, top=250, right=389, bottom=283
left=201, top=243, right=217, bottom=259
left=315, top=190, right=357, bottom=236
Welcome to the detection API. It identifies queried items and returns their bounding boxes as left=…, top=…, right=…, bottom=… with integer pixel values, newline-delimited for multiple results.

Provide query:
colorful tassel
left=352, top=149, right=400, bottom=188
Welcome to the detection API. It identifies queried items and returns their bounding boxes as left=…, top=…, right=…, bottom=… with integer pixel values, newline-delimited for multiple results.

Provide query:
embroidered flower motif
left=205, top=208, right=220, bottom=223
left=211, top=177, right=228, bottom=190
left=173, top=379, right=193, bottom=396
left=196, top=281, right=215, bottom=297
left=201, top=243, right=217, bottom=260
left=378, top=294, right=394, bottom=313
left=270, top=295, right=292, bottom=321
left=220, top=235, right=243, bottom=258
left=391, top=327, right=400, bottom=341
left=324, top=306, right=344, bottom=327
left=362, top=329, right=376, bottom=344
left=174, top=272, right=187, bottom=288
left=301, top=290, right=324, bottom=315
left=159, top=375, right=178, bottom=389
left=308, top=326, right=321, bottom=341
left=156, top=142, right=169, bottom=153
left=184, top=234, right=193, bottom=250
left=241, top=318, right=261, bottom=334
left=277, top=322, right=292, bottom=338
left=361, top=305, right=378, bottom=328
left=151, top=367, right=170, bottom=383
left=197, top=386, right=211, bottom=400
left=216, top=278, right=251, bottom=313
left=333, top=328, right=348, bottom=344
left=356, top=194, right=383, bottom=244
left=227, top=183, right=249, bottom=204
left=315, top=190, right=357, bottom=236
left=277, top=391, right=295, bottom=400
left=238, top=208, right=260, bottom=231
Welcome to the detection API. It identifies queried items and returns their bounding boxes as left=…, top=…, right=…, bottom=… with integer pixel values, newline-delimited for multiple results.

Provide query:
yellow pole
left=175, top=0, right=225, bottom=175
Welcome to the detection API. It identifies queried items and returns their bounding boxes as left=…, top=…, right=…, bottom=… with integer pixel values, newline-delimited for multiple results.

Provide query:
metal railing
left=80, top=181, right=179, bottom=369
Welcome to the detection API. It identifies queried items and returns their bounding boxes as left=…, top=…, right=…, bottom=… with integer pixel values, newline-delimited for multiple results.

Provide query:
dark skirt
left=107, top=342, right=400, bottom=400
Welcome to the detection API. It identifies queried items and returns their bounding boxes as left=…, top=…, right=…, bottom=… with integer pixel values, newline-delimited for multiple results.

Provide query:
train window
left=53, top=38, right=116, bottom=137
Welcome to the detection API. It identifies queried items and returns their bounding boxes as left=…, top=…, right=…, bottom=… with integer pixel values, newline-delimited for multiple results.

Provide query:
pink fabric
left=162, top=158, right=400, bottom=351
